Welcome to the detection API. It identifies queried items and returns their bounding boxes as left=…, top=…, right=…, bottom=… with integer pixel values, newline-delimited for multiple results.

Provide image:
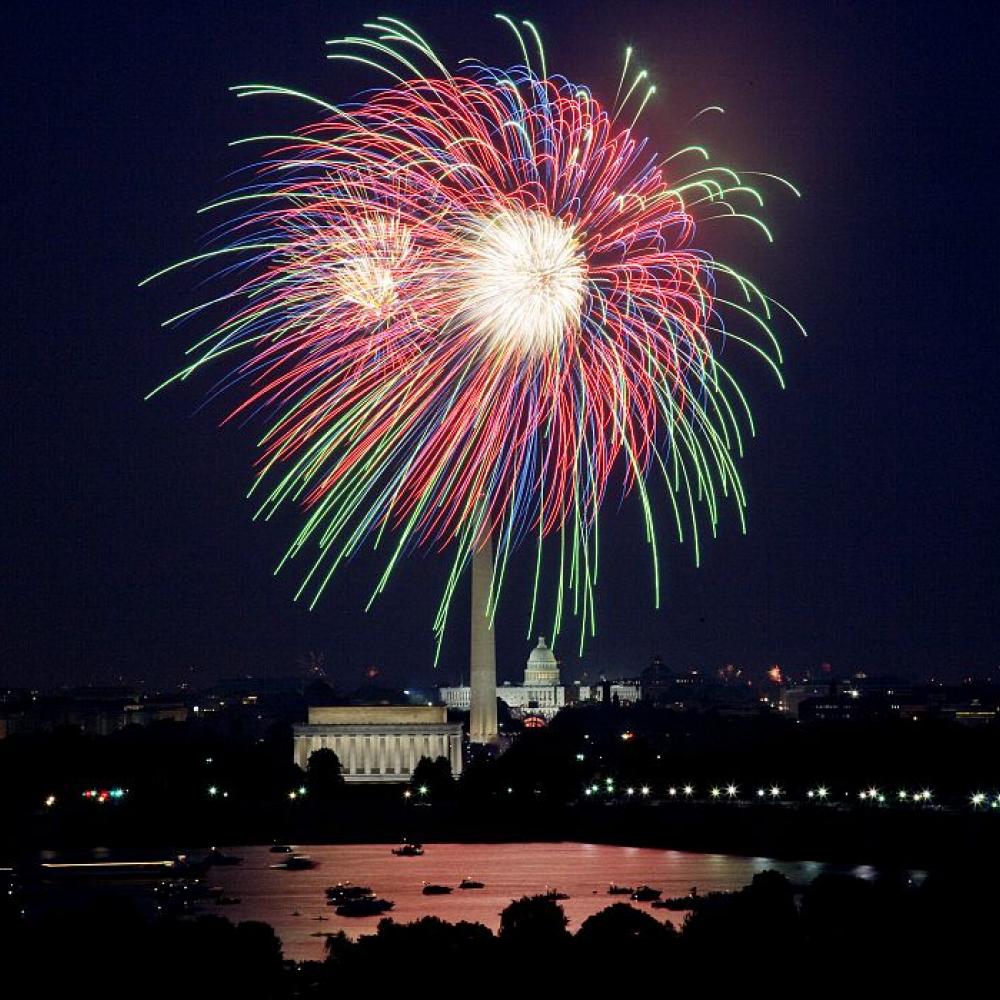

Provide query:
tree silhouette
left=306, top=747, right=343, bottom=798
left=576, top=902, right=678, bottom=959
left=499, top=895, right=570, bottom=952
left=410, top=755, right=453, bottom=797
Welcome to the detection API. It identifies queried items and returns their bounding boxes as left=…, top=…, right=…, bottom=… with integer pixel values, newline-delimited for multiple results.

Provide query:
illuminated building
left=441, top=637, right=567, bottom=721
left=292, top=705, right=462, bottom=783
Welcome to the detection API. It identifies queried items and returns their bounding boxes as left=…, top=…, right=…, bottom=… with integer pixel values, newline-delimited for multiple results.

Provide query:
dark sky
left=5, top=1, right=998, bottom=690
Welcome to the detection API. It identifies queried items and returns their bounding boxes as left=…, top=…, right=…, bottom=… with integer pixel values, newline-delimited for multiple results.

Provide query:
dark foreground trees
left=576, top=900, right=679, bottom=960
left=305, top=747, right=344, bottom=798
left=409, top=754, right=453, bottom=798
left=5, top=869, right=995, bottom=995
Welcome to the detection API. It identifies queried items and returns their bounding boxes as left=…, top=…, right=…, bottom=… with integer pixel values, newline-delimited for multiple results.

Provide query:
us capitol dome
left=524, top=636, right=560, bottom=686
left=438, top=636, right=566, bottom=721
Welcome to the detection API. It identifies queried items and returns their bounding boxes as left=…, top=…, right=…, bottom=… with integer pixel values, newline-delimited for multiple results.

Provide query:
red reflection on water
left=208, top=843, right=820, bottom=961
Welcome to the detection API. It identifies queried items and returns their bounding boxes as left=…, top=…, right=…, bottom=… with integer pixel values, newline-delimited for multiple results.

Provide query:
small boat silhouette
left=541, top=887, right=569, bottom=901
left=336, top=897, right=394, bottom=917
left=422, top=882, right=453, bottom=895
left=270, top=854, right=316, bottom=870
left=392, top=842, right=424, bottom=856
left=630, top=885, right=662, bottom=902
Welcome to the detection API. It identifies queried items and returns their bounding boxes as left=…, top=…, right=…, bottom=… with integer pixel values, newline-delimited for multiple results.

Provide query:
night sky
left=6, top=1, right=998, bottom=690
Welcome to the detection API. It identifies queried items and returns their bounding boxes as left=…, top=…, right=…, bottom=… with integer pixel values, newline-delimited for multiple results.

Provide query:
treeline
left=4, top=702, right=998, bottom=815
left=3, top=869, right=991, bottom=995
left=2, top=710, right=997, bottom=863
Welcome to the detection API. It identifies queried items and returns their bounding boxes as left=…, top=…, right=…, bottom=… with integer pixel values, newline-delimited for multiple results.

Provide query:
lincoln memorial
left=292, top=705, right=463, bottom=783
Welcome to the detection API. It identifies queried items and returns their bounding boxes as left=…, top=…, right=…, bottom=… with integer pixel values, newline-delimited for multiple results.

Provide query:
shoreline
left=6, top=799, right=995, bottom=873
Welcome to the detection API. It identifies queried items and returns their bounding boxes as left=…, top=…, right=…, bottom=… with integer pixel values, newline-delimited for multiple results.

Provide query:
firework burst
left=145, top=16, right=804, bottom=656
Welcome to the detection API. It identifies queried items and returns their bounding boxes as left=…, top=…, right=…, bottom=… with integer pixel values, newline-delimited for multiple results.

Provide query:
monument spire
left=469, top=538, right=498, bottom=743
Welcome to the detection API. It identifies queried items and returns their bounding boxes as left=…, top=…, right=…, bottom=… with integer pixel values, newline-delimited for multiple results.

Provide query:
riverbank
left=6, top=794, right=996, bottom=872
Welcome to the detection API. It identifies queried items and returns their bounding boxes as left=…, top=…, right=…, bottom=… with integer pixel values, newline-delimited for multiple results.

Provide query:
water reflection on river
left=208, top=843, right=920, bottom=961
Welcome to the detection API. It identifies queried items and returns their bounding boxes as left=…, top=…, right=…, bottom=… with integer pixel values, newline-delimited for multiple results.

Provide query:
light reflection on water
left=204, top=843, right=924, bottom=961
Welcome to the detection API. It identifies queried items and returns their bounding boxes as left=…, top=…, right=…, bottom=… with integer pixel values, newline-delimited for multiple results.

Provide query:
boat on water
left=459, top=878, right=485, bottom=889
left=391, top=843, right=424, bottom=857
left=653, top=888, right=726, bottom=911
left=325, top=883, right=374, bottom=903
left=422, top=883, right=453, bottom=895
left=214, top=896, right=241, bottom=905
left=630, top=885, right=662, bottom=902
left=36, top=857, right=206, bottom=879
left=270, top=854, right=316, bottom=870
left=269, top=844, right=294, bottom=854
left=541, top=888, right=570, bottom=901
left=651, top=898, right=696, bottom=910
left=335, top=897, right=394, bottom=917
left=607, top=883, right=633, bottom=895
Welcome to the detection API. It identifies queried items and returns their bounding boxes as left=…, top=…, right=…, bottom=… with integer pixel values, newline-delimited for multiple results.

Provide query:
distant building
left=780, top=683, right=833, bottom=718
left=123, top=701, right=189, bottom=726
left=440, top=637, right=567, bottom=720
left=640, top=656, right=672, bottom=702
left=798, top=693, right=898, bottom=723
left=577, top=678, right=643, bottom=706
left=292, top=705, right=462, bottom=783
left=0, top=689, right=132, bottom=737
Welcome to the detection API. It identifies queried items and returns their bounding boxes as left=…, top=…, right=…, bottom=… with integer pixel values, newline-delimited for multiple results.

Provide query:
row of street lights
left=582, top=779, right=999, bottom=809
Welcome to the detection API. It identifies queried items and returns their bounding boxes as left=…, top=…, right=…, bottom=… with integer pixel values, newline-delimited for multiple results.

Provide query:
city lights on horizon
left=573, top=780, right=996, bottom=811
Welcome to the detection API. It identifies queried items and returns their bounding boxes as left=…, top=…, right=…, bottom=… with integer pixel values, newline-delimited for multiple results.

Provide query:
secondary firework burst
left=145, top=16, right=804, bottom=656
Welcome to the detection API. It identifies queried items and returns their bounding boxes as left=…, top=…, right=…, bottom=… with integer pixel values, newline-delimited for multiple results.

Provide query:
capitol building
left=439, top=637, right=566, bottom=720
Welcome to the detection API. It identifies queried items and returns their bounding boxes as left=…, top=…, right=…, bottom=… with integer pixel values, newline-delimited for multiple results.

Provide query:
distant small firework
left=145, top=16, right=803, bottom=655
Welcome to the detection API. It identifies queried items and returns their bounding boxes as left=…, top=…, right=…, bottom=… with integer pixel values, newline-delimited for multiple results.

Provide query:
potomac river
left=205, top=843, right=925, bottom=961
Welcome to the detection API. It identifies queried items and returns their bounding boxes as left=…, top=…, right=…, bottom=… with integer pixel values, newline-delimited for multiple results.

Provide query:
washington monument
left=469, top=540, right=499, bottom=743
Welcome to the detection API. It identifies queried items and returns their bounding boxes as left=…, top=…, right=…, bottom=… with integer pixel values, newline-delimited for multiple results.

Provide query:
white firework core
left=338, top=257, right=398, bottom=318
left=456, top=208, right=587, bottom=355
left=334, top=217, right=412, bottom=319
